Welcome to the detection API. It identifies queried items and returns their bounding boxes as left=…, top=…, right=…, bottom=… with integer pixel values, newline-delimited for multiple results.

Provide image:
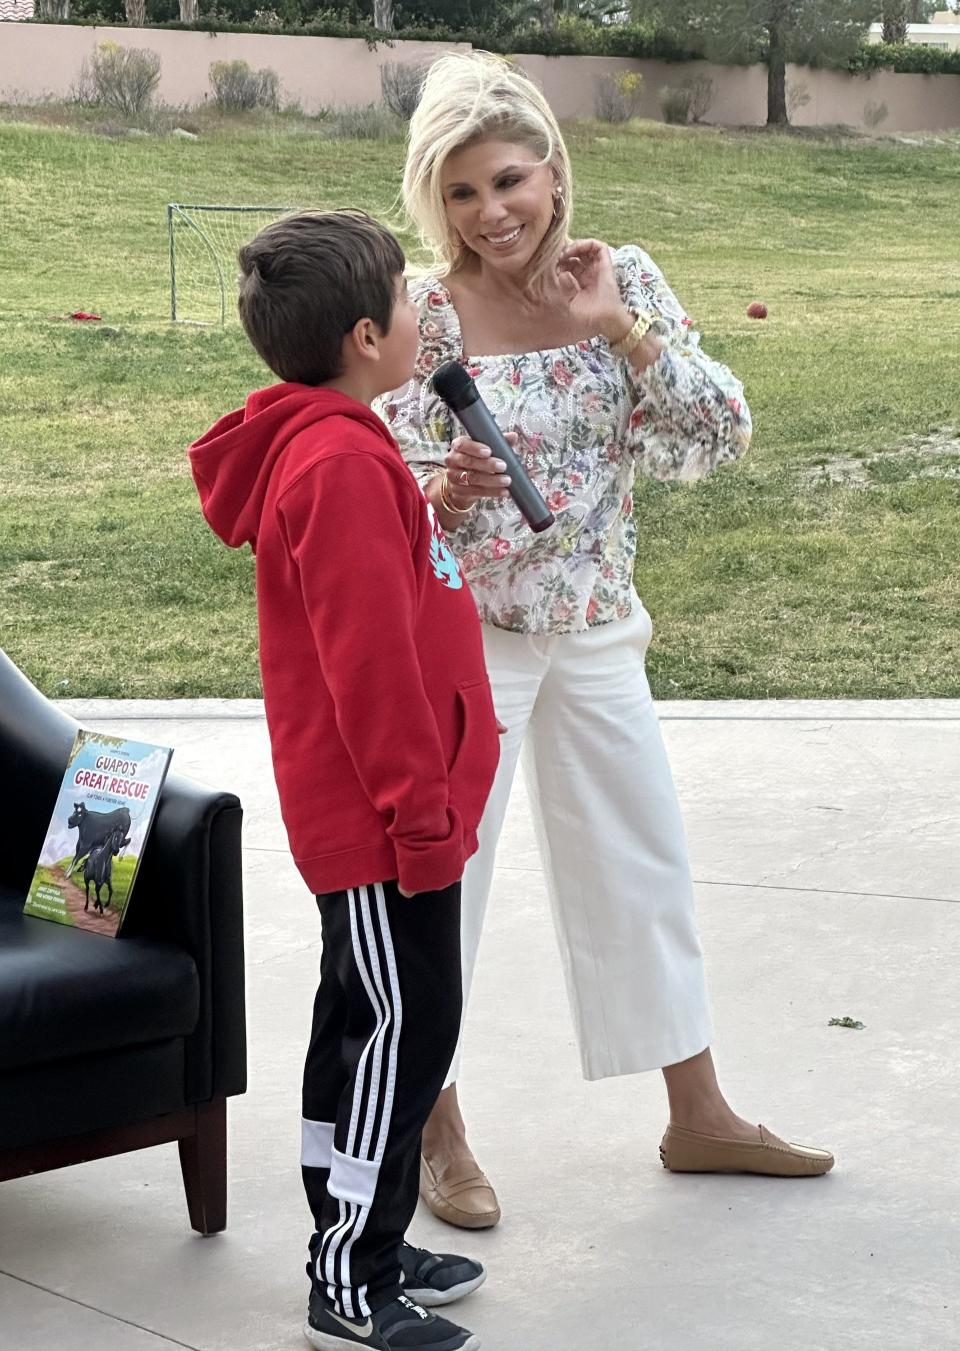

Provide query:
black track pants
left=301, top=880, right=462, bottom=1317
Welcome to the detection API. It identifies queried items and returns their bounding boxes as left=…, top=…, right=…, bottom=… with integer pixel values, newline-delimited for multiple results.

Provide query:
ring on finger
left=459, top=470, right=470, bottom=487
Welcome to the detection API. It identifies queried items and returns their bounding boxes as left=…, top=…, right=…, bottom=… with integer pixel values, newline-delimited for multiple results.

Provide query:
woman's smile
left=482, top=224, right=525, bottom=250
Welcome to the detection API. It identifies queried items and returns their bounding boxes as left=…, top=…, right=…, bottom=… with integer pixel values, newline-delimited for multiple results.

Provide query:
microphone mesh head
left=432, top=361, right=474, bottom=406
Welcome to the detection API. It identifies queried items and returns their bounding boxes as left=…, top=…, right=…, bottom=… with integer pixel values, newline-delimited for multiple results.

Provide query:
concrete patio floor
left=1, top=699, right=958, bottom=1351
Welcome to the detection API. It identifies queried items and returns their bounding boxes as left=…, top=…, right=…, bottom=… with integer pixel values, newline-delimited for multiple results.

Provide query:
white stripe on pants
left=446, top=598, right=713, bottom=1085
left=320, top=884, right=401, bottom=1319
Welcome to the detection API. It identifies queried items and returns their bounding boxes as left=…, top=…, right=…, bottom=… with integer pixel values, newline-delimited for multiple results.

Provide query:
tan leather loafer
left=420, top=1154, right=502, bottom=1229
left=659, top=1123, right=835, bottom=1177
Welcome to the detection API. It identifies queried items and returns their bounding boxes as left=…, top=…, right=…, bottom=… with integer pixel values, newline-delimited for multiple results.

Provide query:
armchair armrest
left=126, top=777, right=246, bottom=1104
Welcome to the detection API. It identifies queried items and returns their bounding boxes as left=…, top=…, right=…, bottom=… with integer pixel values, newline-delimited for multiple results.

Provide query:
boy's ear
left=344, top=316, right=381, bottom=364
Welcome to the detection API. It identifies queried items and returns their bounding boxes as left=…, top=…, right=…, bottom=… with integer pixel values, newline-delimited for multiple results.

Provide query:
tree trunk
left=125, top=0, right=146, bottom=23
left=373, top=0, right=394, bottom=31
left=541, top=1, right=556, bottom=31
left=766, top=14, right=788, bottom=126
left=37, top=0, right=71, bottom=17
left=178, top=0, right=198, bottom=21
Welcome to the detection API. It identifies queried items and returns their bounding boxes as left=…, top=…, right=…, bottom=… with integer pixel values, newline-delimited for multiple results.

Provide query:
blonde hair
left=402, top=51, right=572, bottom=284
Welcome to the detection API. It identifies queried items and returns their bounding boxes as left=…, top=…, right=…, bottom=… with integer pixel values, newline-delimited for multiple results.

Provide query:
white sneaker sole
left=403, top=1269, right=487, bottom=1307
left=303, top=1318, right=481, bottom=1351
left=304, top=1321, right=355, bottom=1350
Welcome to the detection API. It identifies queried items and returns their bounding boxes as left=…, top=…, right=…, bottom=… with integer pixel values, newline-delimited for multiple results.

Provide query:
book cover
left=23, top=729, right=174, bottom=937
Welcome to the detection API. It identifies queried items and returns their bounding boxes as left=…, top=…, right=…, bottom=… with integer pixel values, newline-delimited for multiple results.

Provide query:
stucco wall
left=1, top=24, right=959, bottom=132
left=515, top=53, right=768, bottom=126
left=517, top=52, right=960, bottom=132
left=786, top=65, right=960, bottom=133
left=0, top=25, right=468, bottom=112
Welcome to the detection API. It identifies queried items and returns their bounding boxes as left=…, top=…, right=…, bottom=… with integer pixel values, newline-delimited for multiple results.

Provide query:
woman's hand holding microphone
left=438, top=433, right=517, bottom=513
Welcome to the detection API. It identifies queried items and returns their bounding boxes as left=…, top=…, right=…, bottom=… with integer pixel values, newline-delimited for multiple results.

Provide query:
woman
left=378, top=52, right=833, bottom=1230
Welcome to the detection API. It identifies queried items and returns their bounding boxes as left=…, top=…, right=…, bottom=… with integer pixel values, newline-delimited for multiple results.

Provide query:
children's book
left=23, top=729, right=173, bottom=937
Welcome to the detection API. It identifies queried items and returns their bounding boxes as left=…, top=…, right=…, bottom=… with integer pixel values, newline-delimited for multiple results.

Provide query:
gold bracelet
left=438, top=471, right=474, bottom=516
left=610, top=310, right=656, bottom=359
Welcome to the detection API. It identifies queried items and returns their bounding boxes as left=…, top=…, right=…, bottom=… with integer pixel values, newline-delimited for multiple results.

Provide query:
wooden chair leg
left=178, top=1098, right=227, bottom=1235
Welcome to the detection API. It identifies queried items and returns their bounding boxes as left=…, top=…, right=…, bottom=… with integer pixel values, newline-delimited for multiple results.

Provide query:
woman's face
left=440, top=138, right=556, bottom=276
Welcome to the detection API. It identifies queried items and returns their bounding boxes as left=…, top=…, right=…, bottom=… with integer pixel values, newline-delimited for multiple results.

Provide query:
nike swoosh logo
left=328, top=1308, right=375, bottom=1340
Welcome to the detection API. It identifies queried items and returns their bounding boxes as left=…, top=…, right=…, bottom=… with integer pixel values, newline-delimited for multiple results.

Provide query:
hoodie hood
left=188, top=383, right=395, bottom=551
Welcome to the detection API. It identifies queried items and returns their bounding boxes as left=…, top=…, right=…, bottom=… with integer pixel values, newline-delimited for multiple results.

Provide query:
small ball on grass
left=747, top=301, right=768, bottom=319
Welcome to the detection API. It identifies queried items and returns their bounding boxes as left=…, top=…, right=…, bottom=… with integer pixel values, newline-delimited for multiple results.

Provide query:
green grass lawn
left=1, top=107, right=958, bottom=698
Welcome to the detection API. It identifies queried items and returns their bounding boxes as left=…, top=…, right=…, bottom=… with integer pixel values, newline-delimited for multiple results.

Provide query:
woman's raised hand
left=443, top=433, right=516, bottom=506
left=557, top=239, right=633, bottom=345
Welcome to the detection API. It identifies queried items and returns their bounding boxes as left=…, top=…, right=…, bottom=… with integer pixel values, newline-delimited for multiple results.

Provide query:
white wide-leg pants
left=446, top=600, right=713, bottom=1086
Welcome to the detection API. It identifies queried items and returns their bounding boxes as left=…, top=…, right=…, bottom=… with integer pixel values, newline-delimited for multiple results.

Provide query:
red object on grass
left=746, top=302, right=768, bottom=319
left=69, top=311, right=102, bottom=322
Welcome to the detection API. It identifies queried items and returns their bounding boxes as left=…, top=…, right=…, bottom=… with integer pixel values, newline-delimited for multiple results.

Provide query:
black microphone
left=432, top=361, right=555, bottom=534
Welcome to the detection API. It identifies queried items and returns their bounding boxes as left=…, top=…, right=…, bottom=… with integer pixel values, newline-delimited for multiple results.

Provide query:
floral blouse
left=376, top=245, right=752, bottom=636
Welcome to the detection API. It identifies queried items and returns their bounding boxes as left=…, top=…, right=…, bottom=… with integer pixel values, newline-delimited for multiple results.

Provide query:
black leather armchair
left=0, top=650, right=246, bottom=1233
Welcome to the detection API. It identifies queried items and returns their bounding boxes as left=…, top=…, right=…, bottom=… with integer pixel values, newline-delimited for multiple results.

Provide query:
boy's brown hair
left=237, top=209, right=405, bottom=385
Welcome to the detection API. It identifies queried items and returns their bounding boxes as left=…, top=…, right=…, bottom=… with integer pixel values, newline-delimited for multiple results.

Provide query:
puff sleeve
left=614, top=245, right=752, bottom=482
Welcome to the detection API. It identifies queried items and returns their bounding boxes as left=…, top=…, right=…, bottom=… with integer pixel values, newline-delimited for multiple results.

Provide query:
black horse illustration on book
left=65, top=803, right=132, bottom=879
left=83, top=826, right=129, bottom=915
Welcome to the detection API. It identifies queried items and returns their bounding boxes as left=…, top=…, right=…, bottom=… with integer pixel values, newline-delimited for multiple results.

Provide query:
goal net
left=168, top=203, right=294, bottom=325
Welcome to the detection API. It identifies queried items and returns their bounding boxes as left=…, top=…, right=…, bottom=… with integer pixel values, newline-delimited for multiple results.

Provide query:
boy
left=189, top=211, right=501, bottom=1351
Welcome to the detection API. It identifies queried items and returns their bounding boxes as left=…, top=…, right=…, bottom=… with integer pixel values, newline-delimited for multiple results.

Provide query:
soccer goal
left=168, top=203, right=294, bottom=325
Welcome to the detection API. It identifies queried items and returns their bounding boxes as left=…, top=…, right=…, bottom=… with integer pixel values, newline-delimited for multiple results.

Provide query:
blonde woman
left=378, top=52, right=834, bottom=1230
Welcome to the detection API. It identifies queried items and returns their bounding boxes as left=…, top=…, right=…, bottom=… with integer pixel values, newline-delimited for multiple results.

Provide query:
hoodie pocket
left=447, top=680, right=500, bottom=830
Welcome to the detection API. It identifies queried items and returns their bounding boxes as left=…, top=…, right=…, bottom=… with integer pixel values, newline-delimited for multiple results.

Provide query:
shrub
left=209, top=59, right=280, bottom=113
left=685, top=74, right=714, bottom=124
left=53, top=15, right=700, bottom=62
left=593, top=70, right=644, bottom=124
left=847, top=40, right=960, bottom=76
left=863, top=99, right=889, bottom=129
left=659, top=85, right=692, bottom=125
left=250, top=8, right=284, bottom=29
left=379, top=61, right=425, bottom=120
left=316, top=104, right=406, bottom=141
left=786, top=80, right=812, bottom=119
left=503, top=16, right=694, bottom=60
left=75, top=42, right=161, bottom=116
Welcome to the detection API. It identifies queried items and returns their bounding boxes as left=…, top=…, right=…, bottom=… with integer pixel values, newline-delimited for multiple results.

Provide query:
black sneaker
left=304, top=1290, right=480, bottom=1350
left=399, top=1242, right=486, bottom=1307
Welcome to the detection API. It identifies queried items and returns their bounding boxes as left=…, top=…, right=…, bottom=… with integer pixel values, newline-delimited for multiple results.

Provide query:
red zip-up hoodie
left=189, top=384, right=500, bottom=896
